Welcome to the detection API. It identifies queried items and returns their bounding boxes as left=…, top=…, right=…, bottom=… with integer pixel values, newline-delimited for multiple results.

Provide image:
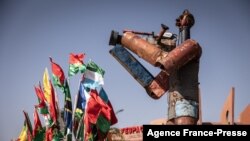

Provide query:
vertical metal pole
left=180, top=26, right=190, bottom=43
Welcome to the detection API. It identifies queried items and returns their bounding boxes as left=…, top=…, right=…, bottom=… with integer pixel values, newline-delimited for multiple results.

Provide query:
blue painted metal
left=109, top=45, right=154, bottom=87
left=175, top=99, right=198, bottom=118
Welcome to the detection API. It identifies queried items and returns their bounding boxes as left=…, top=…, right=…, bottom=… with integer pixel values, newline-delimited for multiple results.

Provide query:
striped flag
left=83, top=61, right=105, bottom=89
left=34, top=84, right=53, bottom=127
left=73, top=82, right=87, bottom=140
left=42, top=68, right=58, bottom=124
left=68, top=53, right=86, bottom=77
left=63, top=80, right=73, bottom=140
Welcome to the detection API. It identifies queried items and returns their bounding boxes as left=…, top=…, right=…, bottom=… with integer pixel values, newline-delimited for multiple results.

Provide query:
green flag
left=68, top=53, right=86, bottom=77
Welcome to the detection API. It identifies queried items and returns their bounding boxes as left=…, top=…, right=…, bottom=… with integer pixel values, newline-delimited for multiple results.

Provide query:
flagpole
left=67, top=77, right=70, bottom=87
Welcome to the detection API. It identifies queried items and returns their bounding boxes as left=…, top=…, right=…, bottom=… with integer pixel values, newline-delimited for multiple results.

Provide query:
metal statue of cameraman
left=109, top=10, right=202, bottom=125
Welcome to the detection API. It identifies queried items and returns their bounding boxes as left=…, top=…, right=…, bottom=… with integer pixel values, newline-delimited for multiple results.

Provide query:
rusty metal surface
left=109, top=31, right=202, bottom=101
left=110, top=45, right=170, bottom=99
left=118, top=32, right=202, bottom=75
left=146, top=70, right=169, bottom=99
left=121, top=32, right=163, bottom=66
left=157, top=39, right=202, bottom=75
left=156, top=24, right=169, bottom=44
left=107, top=9, right=249, bottom=130
left=176, top=9, right=195, bottom=29
left=174, top=116, right=197, bottom=125
left=123, top=29, right=154, bottom=36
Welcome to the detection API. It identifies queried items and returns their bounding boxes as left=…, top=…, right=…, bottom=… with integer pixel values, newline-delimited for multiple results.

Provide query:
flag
left=49, top=58, right=63, bottom=118
left=83, top=88, right=117, bottom=140
left=75, top=114, right=84, bottom=141
left=45, top=128, right=63, bottom=141
left=45, top=128, right=53, bottom=141
left=22, top=111, right=33, bottom=141
left=50, top=57, right=65, bottom=90
left=73, top=105, right=83, bottom=137
left=34, top=85, right=49, bottom=115
left=16, top=121, right=28, bottom=141
left=52, top=130, right=63, bottom=141
left=33, top=109, right=45, bottom=141
left=63, top=80, right=73, bottom=140
left=83, top=61, right=105, bottom=89
left=43, top=68, right=51, bottom=103
left=42, top=68, right=57, bottom=124
left=99, top=88, right=118, bottom=125
left=68, top=53, right=86, bottom=77
left=72, top=82, right=86, bottom=138
left=96, top=89, right=118, bottom=139
left=34, top=84, right=53, bottom=127
left=85, top=89, right=108, bottom=124
left=96, top=116, right=111, bottom=138
left=49, top=80, right=58, bottom=124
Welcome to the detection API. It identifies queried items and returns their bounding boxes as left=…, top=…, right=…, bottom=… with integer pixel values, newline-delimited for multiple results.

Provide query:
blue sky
left=1, top=0, right=250, bottom=140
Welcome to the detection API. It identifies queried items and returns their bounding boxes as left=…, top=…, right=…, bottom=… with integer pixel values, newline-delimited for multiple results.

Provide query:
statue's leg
left=174, top=98, right=198, bottom=125
left=167, top=91, right=198, bottom=125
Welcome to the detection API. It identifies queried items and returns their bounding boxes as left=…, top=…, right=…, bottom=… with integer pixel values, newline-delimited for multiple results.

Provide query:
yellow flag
left=43, top=68, right=51, bottom=103
left=17, top=122, right=28, bottom=141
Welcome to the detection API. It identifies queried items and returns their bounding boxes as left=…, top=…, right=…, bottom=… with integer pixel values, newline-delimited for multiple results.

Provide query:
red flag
left=50, top=57, right=65, bottom=88
left=68, top=53, right=86, bottom=77
left=86, top=90, right=112, bottom=124
left=33, top=109, right=42, bottom=137
left=83, top=89, right=117, bottom=140
left=69, top=53, right=85, bottom=64
left=45, top=128, right=53, bottom=141
left=83, top=115, right=91, bottom=141
left=49, top=80, right=57, bottom=123
left=34, top=85, right=46, bottom=103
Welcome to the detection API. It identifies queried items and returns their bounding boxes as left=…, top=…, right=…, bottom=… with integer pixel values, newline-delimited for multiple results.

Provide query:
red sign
left=120, top=126, right=143, bottom=134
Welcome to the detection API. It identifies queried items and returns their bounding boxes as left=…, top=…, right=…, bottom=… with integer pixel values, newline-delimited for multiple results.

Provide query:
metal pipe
left=109, top=31, right=163, bottom=67
left=156, top=39, right=201, bottom=74
left=146, top=70, right=169, bottom=98
left=123, top=29, right=154, bottom=36
left=121, top=32, right=163, bottom=67
left=180, top=26, right=190, bottom=43
left=109, top=31, right=201, bottom=75
left=156, top=24, right=169, bottom=44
